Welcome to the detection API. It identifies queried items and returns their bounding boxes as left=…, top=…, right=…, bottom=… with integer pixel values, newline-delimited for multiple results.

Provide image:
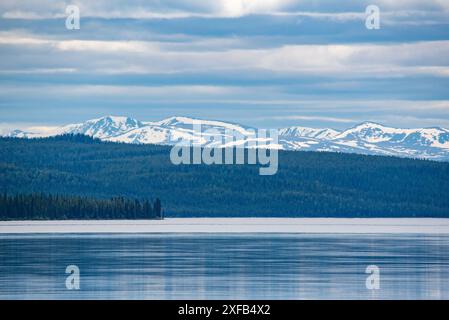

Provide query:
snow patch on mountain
left=279, top=126, right=340, bottom=140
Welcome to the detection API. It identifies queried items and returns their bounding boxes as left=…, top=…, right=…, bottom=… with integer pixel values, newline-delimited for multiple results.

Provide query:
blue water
left=0, top=233, right=448, bottom=299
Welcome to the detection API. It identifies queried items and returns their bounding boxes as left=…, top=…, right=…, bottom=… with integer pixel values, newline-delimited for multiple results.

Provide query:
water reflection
left=0, top=234, right=448, bottom=299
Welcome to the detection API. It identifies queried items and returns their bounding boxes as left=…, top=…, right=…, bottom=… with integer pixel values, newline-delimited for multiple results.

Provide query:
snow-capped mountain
left=278, top=126, right=339, bottom=140
left=5, top=116, right=449, bottom=161
left=8, top=116, right=145, bottom=139
left=107, top=116, right=259, bottom=146
left=65, top=116, right=145, bottom=138
left=329, top=122, right=449, bottom=159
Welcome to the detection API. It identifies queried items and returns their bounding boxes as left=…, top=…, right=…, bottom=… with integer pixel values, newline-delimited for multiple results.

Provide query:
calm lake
left=1, top=233, right=449, bottom=299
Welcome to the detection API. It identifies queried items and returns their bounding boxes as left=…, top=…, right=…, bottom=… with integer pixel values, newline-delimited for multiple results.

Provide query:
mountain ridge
left=5, top=115, right=449, bottom=161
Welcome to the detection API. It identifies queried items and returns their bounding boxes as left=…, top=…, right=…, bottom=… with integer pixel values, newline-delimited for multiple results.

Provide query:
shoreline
left=1, top=218, right=449, bottom=234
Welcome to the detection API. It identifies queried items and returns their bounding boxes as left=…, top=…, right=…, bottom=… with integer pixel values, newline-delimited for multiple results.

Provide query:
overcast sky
left=1, top=0, right=449, bottom=131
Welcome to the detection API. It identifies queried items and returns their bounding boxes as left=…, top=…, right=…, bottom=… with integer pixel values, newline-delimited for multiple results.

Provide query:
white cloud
left=375, top=0, right=449, bottom=10
left=219, top=0, right=295, bottom=17
left=2, top=31, right=449, bottom=77
left=55, top=40, right=159, bottom=53
left=0, top=84, right=243, bottom=98
left=0, top=0, right=296, bottom=19
left=2, top=0, right=448, bottom=20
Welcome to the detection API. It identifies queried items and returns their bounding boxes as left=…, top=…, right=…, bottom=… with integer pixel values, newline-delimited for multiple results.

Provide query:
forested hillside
left=1, top=135, right=449, bottom=218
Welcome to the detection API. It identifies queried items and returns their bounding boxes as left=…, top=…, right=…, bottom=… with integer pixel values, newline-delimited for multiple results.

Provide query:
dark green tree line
left=0, top=192, right=162, bottom=220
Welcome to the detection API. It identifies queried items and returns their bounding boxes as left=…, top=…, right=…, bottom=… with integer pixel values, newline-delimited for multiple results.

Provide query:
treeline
left=39, top=133, right=103, bottom=144
left=0, top=192, right=163, bottom=220
left=1, top=135, right=449, bottom=217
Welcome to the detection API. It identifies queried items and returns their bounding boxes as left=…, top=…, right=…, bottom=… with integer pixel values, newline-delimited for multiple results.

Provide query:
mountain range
left=5, top=115, right=449, bottom=161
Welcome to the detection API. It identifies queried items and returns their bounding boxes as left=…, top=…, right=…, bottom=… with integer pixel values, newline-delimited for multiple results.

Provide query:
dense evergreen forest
left=1, top=134, right=449, bottom=218
left=0, top=192, right=162, bottom=220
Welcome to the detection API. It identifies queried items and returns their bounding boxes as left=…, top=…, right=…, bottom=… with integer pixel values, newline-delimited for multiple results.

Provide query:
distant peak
left=155, top=116, right=195, bottom=125
left=156, top=116, right=233, bottom=126
left=87, top=115, right=143, bottom=126
left=354, top=121, right=389, bottom=128
left=350, top=122, right=449, bottom=132
left=97, top=115, right=136, bottom=122
left=282, top=125, right=339, bottom=131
